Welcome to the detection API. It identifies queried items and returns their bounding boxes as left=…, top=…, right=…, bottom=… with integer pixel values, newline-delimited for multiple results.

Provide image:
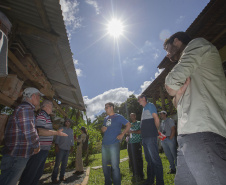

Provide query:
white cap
left=159, top=110, right=167, bottom=115
left=23, top=87, right=44, bottom=97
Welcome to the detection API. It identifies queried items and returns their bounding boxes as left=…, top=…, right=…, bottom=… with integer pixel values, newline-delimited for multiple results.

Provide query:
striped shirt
left=3, top=102, right=40, bottom=158
left=36, top=110, right=53, bottom=150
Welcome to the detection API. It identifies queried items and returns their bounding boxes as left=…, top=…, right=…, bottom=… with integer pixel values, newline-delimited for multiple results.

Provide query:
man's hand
left=173, top=77, right=191, bottom=107
left=117, top=133, right=124, bottom=141
left=55, top=145, right=59, bottom=153
left=33, top=146, right=40, bottom=154
left=101, top=126, right=107, bottom=133
left=57, top=129, right=68, bottom=136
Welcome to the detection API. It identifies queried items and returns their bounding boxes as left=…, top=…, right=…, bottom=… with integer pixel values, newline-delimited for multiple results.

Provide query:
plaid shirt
left=128, top=121, right=142, bottom=143
left=3, top=101, right=40, bottom=158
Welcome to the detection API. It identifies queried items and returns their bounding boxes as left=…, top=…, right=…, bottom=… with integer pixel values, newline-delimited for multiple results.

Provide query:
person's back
left=3, top=102, right=39, bottom=157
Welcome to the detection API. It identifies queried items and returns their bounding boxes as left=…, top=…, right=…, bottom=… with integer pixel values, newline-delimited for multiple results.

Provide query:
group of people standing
left=101, top=31, right=226, bottom=185
left=0, top=87, right=88, bottom=185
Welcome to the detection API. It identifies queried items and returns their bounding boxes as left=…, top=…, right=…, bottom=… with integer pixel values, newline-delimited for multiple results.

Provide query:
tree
left=115, top=94, right=143, bottom=121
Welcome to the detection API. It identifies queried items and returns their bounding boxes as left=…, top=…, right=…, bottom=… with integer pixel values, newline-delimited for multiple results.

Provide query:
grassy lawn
left=88, top=149, right=175, bottom=185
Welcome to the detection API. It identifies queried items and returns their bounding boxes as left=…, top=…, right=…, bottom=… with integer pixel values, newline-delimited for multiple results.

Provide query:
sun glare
left=107, top=19, right=124, bottom=38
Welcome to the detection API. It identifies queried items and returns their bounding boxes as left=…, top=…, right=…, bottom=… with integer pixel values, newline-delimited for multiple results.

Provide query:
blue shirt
left=140, top=102, right=158, bottom=138
left=55, top=127, right=74, bottom=150
left=102, top=114, right=128, bottom=145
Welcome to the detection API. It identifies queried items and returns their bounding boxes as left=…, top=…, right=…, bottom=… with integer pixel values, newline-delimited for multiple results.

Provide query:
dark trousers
left=128, top=142, right=144, bottom=179
left=175, top=132, right=226, bottom=185
left=19, top=150, right=49, bottom=185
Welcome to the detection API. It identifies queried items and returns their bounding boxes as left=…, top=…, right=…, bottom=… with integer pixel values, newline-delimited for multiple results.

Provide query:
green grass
left=88, top=149, right=175, bottom=185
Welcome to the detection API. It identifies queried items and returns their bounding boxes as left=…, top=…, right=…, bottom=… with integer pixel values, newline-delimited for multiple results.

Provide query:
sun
left=107, top=19, right=124, bottom=38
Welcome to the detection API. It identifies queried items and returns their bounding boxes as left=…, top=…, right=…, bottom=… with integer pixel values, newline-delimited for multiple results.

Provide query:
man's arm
left=152, top=113, right=160, bottom=129
left=37, top=128, right=68, bottom=136
left=129, top=130, right=141, bottom=134
left=166, top=77, right=191, bottom=107
left=117, top=122, right=131, bottom=140
left=165, top=38, right=209, bottom=92
left=101, top=126, right=107, bottom=133
left=169, top=126, right=176, bottom=140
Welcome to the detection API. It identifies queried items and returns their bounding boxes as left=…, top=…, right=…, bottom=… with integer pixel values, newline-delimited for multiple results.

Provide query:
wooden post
left=159, top=86, right=165, bottom=110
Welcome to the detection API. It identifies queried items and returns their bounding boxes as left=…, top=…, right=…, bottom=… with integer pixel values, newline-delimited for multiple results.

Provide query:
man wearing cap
left=138, top=94, right=164, bottom=185
left=0, top=87, right=42, bottom=185
left=51, top=119, right=74, bottom=183
left=19, top=100, right=68, bottom=185
left=101, top=102, right=131, bottom=185
left=159, top=111, right=177, bottom=174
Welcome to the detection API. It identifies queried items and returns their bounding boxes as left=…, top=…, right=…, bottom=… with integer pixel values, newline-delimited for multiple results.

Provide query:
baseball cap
left=159, top=110, right=167, bottom=115
left=23, top=87, right=44, bottom=97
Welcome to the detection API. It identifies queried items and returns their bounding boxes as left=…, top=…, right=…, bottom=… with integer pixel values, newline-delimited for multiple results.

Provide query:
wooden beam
left=8, top=50, right=55, bottom=98
left=167, top=94, right=174, bottom=115
left=57, top=97, right=85, bottom=111
left=33, top=0, right=52, bottom=32
left=52, top=100, right=67, bottom=117
left=0, top=92, right=15, bottom=107
left=50, top=79, right=77, bottom=92
left=16, top=21, right=59, bottom=42
left=211, top=28, right=226, bottom=43
left=8, top=50, right=37, bottom=82
left=159, top=86, right=165, bottom=110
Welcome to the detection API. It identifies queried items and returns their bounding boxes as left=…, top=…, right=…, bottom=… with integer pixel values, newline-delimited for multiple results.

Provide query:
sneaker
left=60, top=177, right=67, bottom=181
left=167, top=169, right=176, bottom=174
left=52, top=179, right=59, bottom=184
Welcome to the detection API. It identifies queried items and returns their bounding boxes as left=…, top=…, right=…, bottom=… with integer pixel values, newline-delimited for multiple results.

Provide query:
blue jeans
left=0, top=154, right=29, bottom=185
left=175, top=132, right=226, bottom=185
left=19, top=150, right=49, bottom=185
left=142, top=137, right=164, bottom=185
left=52, top=149, right=70, bottom=180
left=102, top=142, right=121, bottom=185
left=161, top=137, right=177, bottom=170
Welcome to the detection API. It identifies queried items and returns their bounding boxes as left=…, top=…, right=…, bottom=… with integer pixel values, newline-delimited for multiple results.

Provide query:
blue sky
left=60, top=0, right=210, bottom=121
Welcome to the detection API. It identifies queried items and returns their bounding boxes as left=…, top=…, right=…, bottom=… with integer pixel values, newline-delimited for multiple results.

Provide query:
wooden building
left=142, top=0, right=226, bottom=115
left=0, top=0, right=85, bottom=116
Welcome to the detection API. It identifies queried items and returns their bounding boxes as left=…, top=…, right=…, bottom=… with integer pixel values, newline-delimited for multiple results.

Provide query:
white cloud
left=140, top=80, right=153, bottom=93
left=73, top=59, right=78, bottom=65
left=139, top=68, right=164, bottom=93
left=85, top=0, right=101, bottom=15
left=60, top=0, right=82, bottom=38
left=137, top=65, right=144, bottom=72
left=155, top=68, right=164, bottom=78
left=84, top=88, right=133, bottom=121
left=76, top=68, right=82, bottom=76
left=73, top=59, right=82, bottom=76
left=176, top=16, right=185, bottom=24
